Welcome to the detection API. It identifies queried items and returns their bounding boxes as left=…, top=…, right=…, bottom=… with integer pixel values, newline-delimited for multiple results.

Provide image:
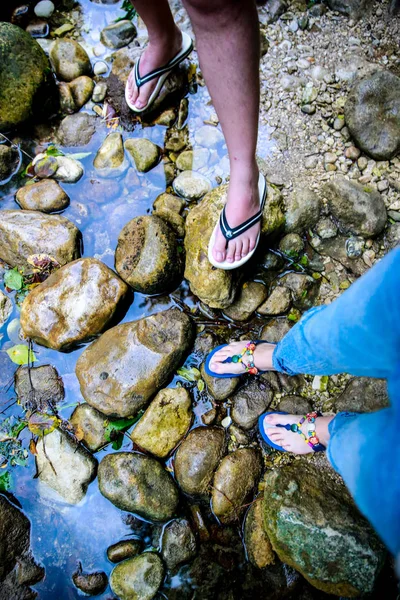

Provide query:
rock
left=175, top=426, right=226, bottom=495
left=56, top=113, right=96, bottom=147
left=98, top=452, right=179, bottom=521
left=176, top=149, right=209, bottom=171
left=153, top=192, right=185, bottom=214
left=0, top=146, right=15, bottom=181
left=53, top=156, right=84, bottom=183
left=100, top=20, right=137, bottom=49
left=231, top=380, right=271, bottom=430
left=165, top=127, right=189, bottom=152
left=72, top=565, right=108, bottom=596
left=323, top=0, right=366, bottom=18
left=224, top=282, right=268, bottom=322
left=131, top=387, right=192, bottom=458
left=200, top=363, right=239, bottom=401
left=0, top=289, right=12, bottom=327
left=69, top=76, right=94, bottom=109
left=260, top=318, right=292, bottom=343
left=0, top=210, right=81, bottom=268
left=244, top=497, right=275, bottom=568
left=94, top=132, right=125, bottom=172
left=36, top=429, right=97, bottom=504
left=92, top=81, right=107, bottom=103
left=258, top=286, right=291, bottom=316
left=345, top=71, right=400, bottom=160
left=34, top=0, right=55, bottom=17
left=16, top=180, right=69, bottom=213
left=194, top=126, right=225, bottom=149
left=266, top=0, right=287, bottom=22
left=161, top=519, right=197, bottom=570
left=335, top=377, right=389, bottom=413
left=93, top=61, right=108, bottom=76
left=107, top=539, right=142, bottom=563
left=124, top=138, right=160, bottom=172
left=27, top=20, right=49, bottom=38
left=285, top=189, right=321, bottom=233
left=152, top=207, right=185, bottom=238
left=280, top=272, right=319, bottom=310
left=173, top=170, right=212, bottom=200
left=263, top=462, right=385, bottom=596
left=49, top=38, right=91, bottom=82
left=33, top=154, right=58, bottom=179
left=211, top=448, right=262, bottom=523
left=14, top=365, right=64, bottom=410
left=70, top=404, right=109, bottom=452
left=110, top=553, right=164, bottom=600
left=20, top=258, right=128, bottom=350
left=310, top=235, right=366, bottom=276
left=276, top=394, right=312, bottom=415
left=0, top=495, right=31, bottom=580
left=115, top=215, right=183, bottom=294
left=76, top=308, right=193, bottom=417
left=315, top=217, right=337, bottom=239
left=15, top=554, right=45, bottom=586
left=279, top=233, right=304, bottom=257
left=0, top=22, right=53, bottom=131
left=301, top=104, right=316, bottom=115
left=324, top=176, right=387, bottom=237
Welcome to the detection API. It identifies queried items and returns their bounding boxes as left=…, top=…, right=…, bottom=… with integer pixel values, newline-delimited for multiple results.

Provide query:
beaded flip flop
left=258, top=411, right=326, bottom=453
left=204, top=340, right=274, bottom=379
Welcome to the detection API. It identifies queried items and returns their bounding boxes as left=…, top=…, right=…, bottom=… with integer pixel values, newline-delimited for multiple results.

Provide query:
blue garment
left=272, top=247, right=400, bottom=557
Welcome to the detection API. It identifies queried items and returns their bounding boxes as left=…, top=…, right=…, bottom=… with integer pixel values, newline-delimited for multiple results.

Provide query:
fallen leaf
left=29, top=439, right=38, bottom=455
left=28, top=413, right=61, bottom=437
left=6, top=345, right=37, bottom=366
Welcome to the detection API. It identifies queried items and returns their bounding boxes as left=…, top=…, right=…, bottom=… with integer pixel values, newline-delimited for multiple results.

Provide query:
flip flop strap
left=281, top=412, right=325, bottom=452
left=224, top=340, right=265, bottom=375
left=134, top=44, right=190, bottom=89
left=219, top=206, right=263, bottom=242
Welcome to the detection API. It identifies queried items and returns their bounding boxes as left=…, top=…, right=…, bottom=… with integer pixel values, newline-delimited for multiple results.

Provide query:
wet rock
left=125, top=138, right=160, bottom=172
left=98, top=452, right=179, bottom=521
left=224, top=282, right=268, bottom=322
left=211, top=448, right=262, bottom=523
left=131, top=387, right=192, bottom=458
left=284, top=189, right=321, bottom=233
left=263, top=462, right=385, bottom=596
left=315, top=217, right=337, bottom=239
left=26, top=20, right=49, bottom=38
left=21, top=258, right=128, bottom=350
left=323, top=0, right=366, bottom=17
left=310, top=235, right=366, bottom=276
left=280, top=272, right=319, bottom=310
left=56, top=113, right=96, bottom=147
left=260, top=318, right=292, bottom=343
left=0, top=290, right=12, bottom=327
left=176, top=148, right=209, bottom=171
left=94, top=132, right=126, bottom=172
left=152, top=193, right=186, bottom=237
left=201, top=363, right=239, bottom=401
left=231, top=380, right=271, bottom=430
left=49, top=38, right=91, bottom=82
left=276, top=394, right=312, bottom=415
left=115, top=215, right=183, bottom=294
left=173, top=170, right=212, bottom=200
left=76, top=308, right=194, bottom=417
left=0, top=22, right=52, bottom=131
left=0, top=210, right=81, bottom=268
left=279, top=233, right=304, bottom=257
left=258, top=286, right=291, bottom=316
left=0, top=146, right=14, bottom=181
left=161, top=519, right=197, bottom=570
left=69, top=76, right=95, bottom=109
left=53, top=156, right=84, bottom=183
left=107, top=539, right=142, bottom=563
left=36, top=429, right=97, bottom=504
left=34, top=0, right=55, bottom=17
left=15, top=554, right=45, bottom=586
left=33, top=154, right=58, bottom=179
left=175, top=426, right=226, bottom=495
left=72, top=564, right=108, bottom=596
left=0, top=495, right=30, bottom=580
left=70, top=404, right=109, bottom=452
left=244, top=497, right=275, bottom=568
left=110, top=553, right=164, bottom=600
left=16, top=179, right=69, bottom=213
left=324, top=177, right=386, bottom=238
left=92, top=81, right=107, bottom=103
left=265, top=0, right=287, bottom=22
left=194, top=126, right=225, bottom=149
left=100, top=20, right=137, bottom=49
left=165, top=127, right=188, bottom=152
left=335, top=377, right=389, bottom=413
left=15, top=364, right=64, bottom=410
left=153, top=192, right=185, bottom=214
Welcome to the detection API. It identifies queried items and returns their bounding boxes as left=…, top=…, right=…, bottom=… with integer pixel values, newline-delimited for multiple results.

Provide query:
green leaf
left=28, top=413, right=61, bottom=437
left=6, top=345, right=37, bottom=365
left=4, top=268, right=23, bottom=291
left=64, top=152, right=92, bottom=160
left=197, top=379, right=205, bottom=392
left=177, top=366, right=201, bottom=382
left=45, top=145, right=64, bottom=158
left=111, top=434, right=124, bottom=450
left=104, top=414, right=142, bottom=443
left=0, top=471, right=11, bottom=492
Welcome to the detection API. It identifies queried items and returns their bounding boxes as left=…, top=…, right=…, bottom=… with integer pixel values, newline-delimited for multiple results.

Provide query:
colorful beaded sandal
left=205, top=340, right=273, bottom=379
left=258, top=411, right=326, bottom=453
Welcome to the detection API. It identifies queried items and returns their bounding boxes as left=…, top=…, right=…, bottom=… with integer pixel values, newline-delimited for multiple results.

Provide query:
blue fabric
left=271, top=247, right=400, bottom=557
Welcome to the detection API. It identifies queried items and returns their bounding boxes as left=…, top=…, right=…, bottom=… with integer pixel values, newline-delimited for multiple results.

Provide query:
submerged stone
left=15, top=364, right=64, bottom=410
left=110, top=553, right=164, bottom=600
left=124, top=138, right=160, bottom=172
left=56, top=112, right=96, bottom=147
left=0, top=290, right=12, bottom=328
left=107, top=539, right=142, bottom=563
left=94, top=132, right=126, bottom=173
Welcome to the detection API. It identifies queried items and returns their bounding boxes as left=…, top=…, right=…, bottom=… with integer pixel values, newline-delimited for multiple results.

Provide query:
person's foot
left=212, top=164, right=261, bottom=264
left=209, top=340, right=276, bottom=375
left=262, top=413, right=333, bottom=454
left=126, top=27, right=182, bottom=110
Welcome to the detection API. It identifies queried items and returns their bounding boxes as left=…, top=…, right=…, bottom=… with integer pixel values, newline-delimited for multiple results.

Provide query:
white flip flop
left=125, top=31, right=193, bottom=114
left=207, top=173, right=267, bottom=271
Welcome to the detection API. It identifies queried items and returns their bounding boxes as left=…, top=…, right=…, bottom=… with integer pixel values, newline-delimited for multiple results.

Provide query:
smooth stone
left=33, top=154, right=58, bottom=178
left=161, top=518, right=197, bottom=570
left=276, top=394, right=312, bottom=415
left=284, top=188, right=321, bottom=233
left=69, top=75, right=94, bottom=109
left=200, top=362, right=239, bottom=401
left=49, top=38, right=91, bottom=82
left=211, top=448, right=262, bottom=523
left=0, top=209, right=81, bottom=268
left=98, top=452, right=179, bottom=521
left=76, top=308, right=194, bottom=418
left=92, top=81, right=107, bottom=103
left=260, top=318, right=292, bottom=343
left=280, top=272, right=319, bottom=310
left=131, top=387, right=192, bottom=458
left=26, top=20, right=49, bottom=38
left=176, top=148, right=209, bottom=171
left=224, top=282, right=268, bottom=322
left=56, top=112, right=96, bottom=146
left=20, top=258, right=128, bottom=350
left=94, top=132, right=125, bottom=170
left=279, top=233, right=304, bottom=256
left=72, top=568, right=108, bottom=596
left=153, top=193, right=185, bottom=216
left=175, top=426, right=226, bottom=496
left=0, top=289, right=12, bottom=327
left=100, top=20, right=137, bottom=49
left=15, top=364, right=64, bottom=410
left=335, top=377, right=389, bottom=413
left=53, top=156, right=84, bottom=183
left=36, top=429, right=97, bottom=504
left=244, top=496, right=275, bottom=568
left=124, top=138, right=160, bottom=173
left=34, top=0, right=55, bottom=18
left=93, top=61, right=108, bottom=76
left=231, top=380, right=272, bottom=430
left=173, top=170, right=212, bottom=200
left=16, top=179, right=69, bottom=212
left=301, top=104, right=316, bottom=115
left=258, top=286, right=291, bottom=316
left=194, top=126, right=225, bottom=149
left=70, top=404, right=109, bottom=452
left=107, top=539, right=142, bottom=563
left=110, top=554, right=164, bottom=600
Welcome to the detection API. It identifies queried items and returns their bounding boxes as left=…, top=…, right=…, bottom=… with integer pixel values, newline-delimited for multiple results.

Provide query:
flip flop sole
left=204, top=344, right=244, bottom=379
left=258, top=411, right=289, bottom=452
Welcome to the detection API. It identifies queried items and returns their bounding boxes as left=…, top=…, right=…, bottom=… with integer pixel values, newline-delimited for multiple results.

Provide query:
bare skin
left=127, top=0, right=261, bottom=265
left=209, top=340, right=276, bottom=375
left=263, top=413, right=333, bottom=455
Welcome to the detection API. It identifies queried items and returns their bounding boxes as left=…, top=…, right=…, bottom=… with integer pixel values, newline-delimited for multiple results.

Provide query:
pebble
left=377, top=179, right=389, bottom=192
left=324, top=152, right=337, bottom=164
left=357, top=156, right=368, bottom=171
left=345, top=146, right=361, bottom=160
left=297, top=58, right=310, bottom=69
left=34, top=0, right=54, bottom=18
left=333, top=117, right=345, bottom=131
left=92, top=81, right=107, bottom=103
left=305, top=155, right=318, bottom=169
left=94, top=61, right=108, bottom=76
left=301, top=104, right=316, bottom=115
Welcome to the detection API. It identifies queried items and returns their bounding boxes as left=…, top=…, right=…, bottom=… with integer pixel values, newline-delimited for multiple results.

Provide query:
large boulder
left=76, top=308, right=194, bottom=417
left=345, top=70, right=400, bottom=160
left=49, top=38, right=92, bottom=82
left=98, top=452, right=179, bottom=521
left=263, top=462, right=385, bottom=596
left=110, top=553, right=164, bottom=600
left=115, top=215, right=183, bottom=294
left=0, top=22, right=53, bottom=131
left=0, top=210, right=81, bottom=268
left=20, top=258, right=128, bottom=350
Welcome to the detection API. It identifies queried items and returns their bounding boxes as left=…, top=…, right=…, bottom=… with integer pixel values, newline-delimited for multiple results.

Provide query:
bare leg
left=127, top=0, right=182, bottom=109
left=182, top=0, right=260, bottom=264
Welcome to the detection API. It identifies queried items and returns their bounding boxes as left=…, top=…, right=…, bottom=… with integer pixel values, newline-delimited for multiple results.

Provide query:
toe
left=213, top=230, right=227, bottom=263
left=226, top=241, right=236, bottom=264
left=234, top=241, right=243, bottom=263
left=241, top=237, right=250, bottom=258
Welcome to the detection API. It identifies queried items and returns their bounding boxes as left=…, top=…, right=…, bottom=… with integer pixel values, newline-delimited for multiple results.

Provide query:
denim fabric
left=271, top=247, right=400, bottom=557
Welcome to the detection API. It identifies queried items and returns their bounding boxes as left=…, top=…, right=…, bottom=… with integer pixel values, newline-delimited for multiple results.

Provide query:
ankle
left=147, top=26, right=182, bottom=51
left=229, top=158, right=259, bottom=187
left=315, top=416, right=333, bottom=447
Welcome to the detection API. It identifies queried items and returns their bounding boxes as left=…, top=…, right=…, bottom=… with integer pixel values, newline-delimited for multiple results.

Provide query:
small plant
left=115, top=0, right=137, bottom=22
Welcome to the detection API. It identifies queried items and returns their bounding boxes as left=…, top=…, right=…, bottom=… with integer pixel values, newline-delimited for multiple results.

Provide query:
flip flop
left=125, top=30, right=193, bottom=114
left=207, top=172, right=267, bottom=270
left=204, top=340, right=274, bottom=379
left=258, top=411, right=326, bottom=453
